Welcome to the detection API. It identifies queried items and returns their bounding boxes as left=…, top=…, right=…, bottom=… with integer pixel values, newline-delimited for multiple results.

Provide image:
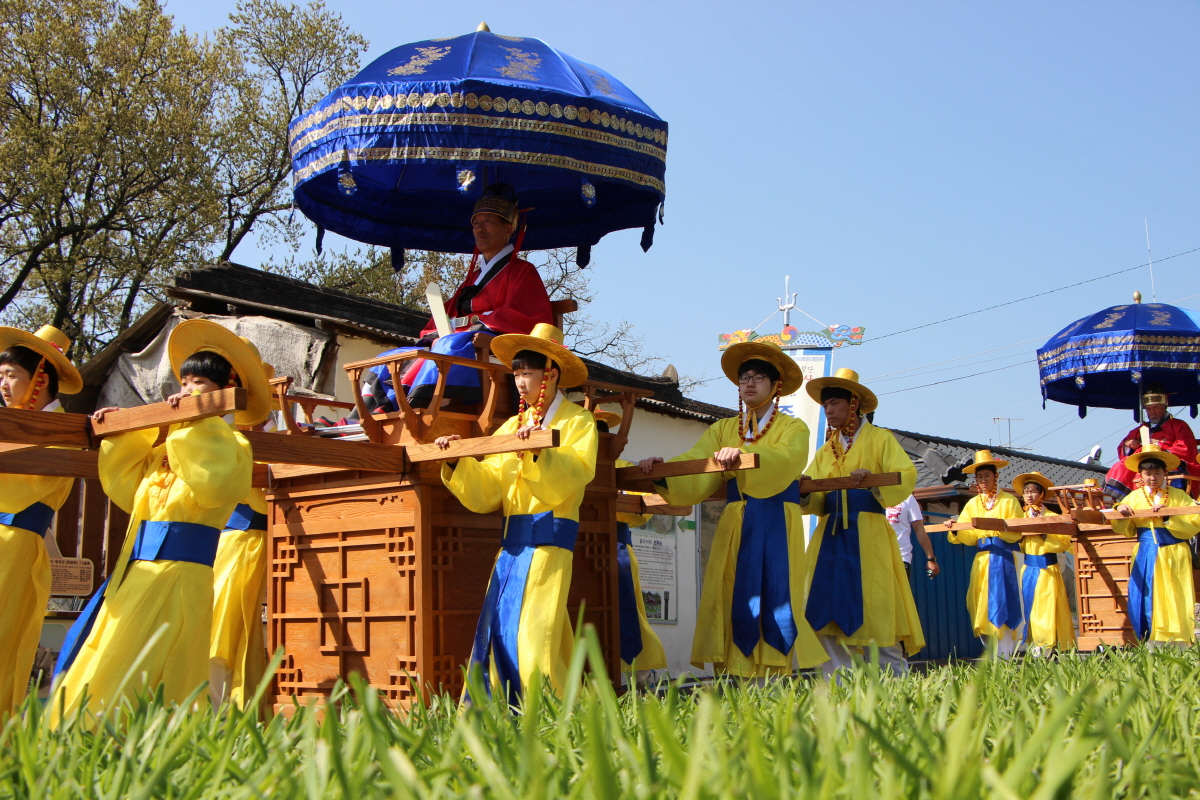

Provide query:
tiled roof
left=887, top=427, right=1106, bottom=490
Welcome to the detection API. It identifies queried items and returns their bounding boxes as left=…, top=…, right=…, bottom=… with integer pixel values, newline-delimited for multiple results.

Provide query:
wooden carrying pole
left=0, top=388, right=246, bottom=449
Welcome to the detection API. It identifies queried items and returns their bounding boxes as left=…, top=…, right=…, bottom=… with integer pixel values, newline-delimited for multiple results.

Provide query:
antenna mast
left=777, top=275, right=797, bottom=327
left=1145, top=217, right=1156, bottom=302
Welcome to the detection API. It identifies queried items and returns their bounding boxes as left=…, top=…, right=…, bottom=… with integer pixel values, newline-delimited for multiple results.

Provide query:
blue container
left=907, top=518, right=982, bottom=661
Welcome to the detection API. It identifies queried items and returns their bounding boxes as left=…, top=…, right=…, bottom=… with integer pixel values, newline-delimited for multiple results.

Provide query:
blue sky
left=171, top=0, right=1199, bottom=465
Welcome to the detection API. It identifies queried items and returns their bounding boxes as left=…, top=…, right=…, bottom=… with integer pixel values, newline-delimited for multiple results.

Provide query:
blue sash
left=1021, top=552, right=1059, bottom=643
left=805, top=487, right=883, bottom=640
left=468, top=513, right=580, bottom=705
left=53, top=520, right=221, bottom=682
left=0, top=501, right=55, bottom=536
left=727, top=480, right=802, bottom=657
left=1127, top=526, right=1187, bottom=639
left=615, top=523, right=643, bottom=664
left=225, top=503, right=268, bottom=532
left=978, top=538, right=1022, bottom=631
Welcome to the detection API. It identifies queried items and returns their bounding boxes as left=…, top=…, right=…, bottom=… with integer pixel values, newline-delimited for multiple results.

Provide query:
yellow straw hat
left=0, top=325, right=84, bottom=395
left=491, top=323, right=588, bottom=388
left=962, top=449, right=1010, bottom=474
left=1012, top=471, right=1054, bottom=496
left=593, top=409, right=622, bottom=429
left=805, top=367, right=878, bottom=414
left=721, top=341, right=803, bottom=396
left=1124, top=441, right=1180, bottom=473
left=167, top=319, right=272, bottom=426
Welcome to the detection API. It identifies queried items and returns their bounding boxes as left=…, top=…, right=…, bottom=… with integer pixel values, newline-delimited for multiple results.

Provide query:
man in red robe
left=1105, top=386, right=1199, bottom=499
left=418, top=185, right=554, bottom=340
left=364, top=185, right=556, bottom=410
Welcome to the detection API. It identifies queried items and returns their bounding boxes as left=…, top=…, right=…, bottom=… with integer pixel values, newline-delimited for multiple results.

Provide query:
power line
left=868, top=246, right=1200, bottom=343
left=877, top=359, right=1032, bottom=396
left=870, top=350, right=1034, bottom=384
left=867, top=336, right=1045, bottom=381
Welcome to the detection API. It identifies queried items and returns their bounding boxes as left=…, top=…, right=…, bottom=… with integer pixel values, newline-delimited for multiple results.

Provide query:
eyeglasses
left=738, top=375, right=771, bottom=386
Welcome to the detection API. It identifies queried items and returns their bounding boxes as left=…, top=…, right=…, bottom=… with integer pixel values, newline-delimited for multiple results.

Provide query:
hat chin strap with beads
left=825, top=396, right=861, bottom=468
left=515, top=367, right=550, bottom=456
left=13, top=356, right=49, bottom=410
left=738, top=381, right=781, bottom=443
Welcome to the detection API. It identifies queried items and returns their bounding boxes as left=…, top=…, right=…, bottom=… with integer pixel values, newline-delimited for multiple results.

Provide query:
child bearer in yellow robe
left=1112, top=444, right=1200, bottom=648
left=802, top=368, right=923, bottom=677
left=434, top=324, right=596, bottom=705
left=947, top=450, right=1024, bottom=658
left=639, top=341, right=826, bottom=678
left=0, top=325, right=84, bottom=718
left=210, top=360, right=277, bottom=710
left=596, top=407, right=667, bottom=677
left=1012, top=472, right=1074, bottom=652
left=52, top=320, right=269, bottom=721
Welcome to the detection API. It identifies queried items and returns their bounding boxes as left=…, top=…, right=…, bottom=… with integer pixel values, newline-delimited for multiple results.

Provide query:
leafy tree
left=0, top=0, right=225, bottom=353
left=0, top=0, right=367, bottom=358
left=213, top=0, right=367, bottom=260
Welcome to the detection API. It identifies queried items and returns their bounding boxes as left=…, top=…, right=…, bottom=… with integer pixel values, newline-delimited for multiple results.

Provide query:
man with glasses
left=637, top=341, right=827, bottom=679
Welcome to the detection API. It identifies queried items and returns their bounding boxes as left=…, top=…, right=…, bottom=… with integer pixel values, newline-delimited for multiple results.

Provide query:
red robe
left=1105, top=416, right=1199, bottom=498
left=419, top=254, right=553, bottom=338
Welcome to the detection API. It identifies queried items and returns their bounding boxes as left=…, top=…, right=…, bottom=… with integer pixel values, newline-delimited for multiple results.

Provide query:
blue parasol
left=288, top=25, right=667, bottom=263
left=1037, top=299, right=1200, bottom=419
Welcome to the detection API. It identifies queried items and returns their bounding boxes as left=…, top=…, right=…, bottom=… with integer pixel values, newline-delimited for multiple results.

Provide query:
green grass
left=4, top=631, right=1200, bottom=799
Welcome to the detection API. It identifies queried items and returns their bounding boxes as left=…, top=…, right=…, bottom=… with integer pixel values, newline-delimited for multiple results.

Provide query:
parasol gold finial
left=1133, top=290, right=1142, bottom=304
left=477, top=21, right=491, bottom=32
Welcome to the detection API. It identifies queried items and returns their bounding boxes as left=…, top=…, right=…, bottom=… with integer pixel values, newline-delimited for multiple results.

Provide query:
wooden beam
left=0, top=448, right=99, bottom=479
left=242, top=430, right=406, bottom=472
left=615, top=493, right=694, bottom=516
left=969, top=518, right=1008, bottom=532
left=615, top=454, right=759, bottom=491
left=1101, top=506, right=1199, bottom=521
left=0, top=407, right=90, bottom=447
left=800, top=472, right=903, bottom=493
left=91, top=388, right=246, bottom=438
left=406, top=429, right=560, bottom=463
left=1018, top=523, right=1079, bottom=537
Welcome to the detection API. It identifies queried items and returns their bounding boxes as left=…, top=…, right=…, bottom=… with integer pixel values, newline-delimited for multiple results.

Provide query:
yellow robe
left=949, top=492, right=1024, bottom=640
left=53, top=417, right=251, bottom=720
left=802, top=421, right=924, bottom=656
left=441, top=396, right=597, bottom=698
left=210, top=487, right=268, bottom=709
left=659, top=413, right=826, bottom=676
left=615, top=459, right=666, bottom=672
left=0, top=435, right=73, bottom=717
left=1111, top=486, right=1200, bottom=643
left=1019, top=507, right=1075, bottom=649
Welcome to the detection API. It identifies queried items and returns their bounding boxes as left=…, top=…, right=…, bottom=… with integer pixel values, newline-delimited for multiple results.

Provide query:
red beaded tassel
left=738, top=381, right=782, bottom=444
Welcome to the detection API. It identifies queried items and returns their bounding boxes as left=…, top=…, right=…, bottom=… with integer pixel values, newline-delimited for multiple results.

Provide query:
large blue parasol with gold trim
left=288, top=24, right=667, bottom=263
left=1037, top=296, right=1200, bottom=419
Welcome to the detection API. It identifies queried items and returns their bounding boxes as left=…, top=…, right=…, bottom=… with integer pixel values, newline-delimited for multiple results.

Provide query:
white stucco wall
left=617, top=407, right=719, bottom=680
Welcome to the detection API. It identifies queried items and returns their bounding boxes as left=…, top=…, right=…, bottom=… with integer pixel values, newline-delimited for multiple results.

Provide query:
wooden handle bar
left=615, top=454, right=759, bottom=490
left=1101, top=506, right=1199, bottom=521
left=91, top=388, right=246, bottom=438
left=407, top=429, right=560, bottom=463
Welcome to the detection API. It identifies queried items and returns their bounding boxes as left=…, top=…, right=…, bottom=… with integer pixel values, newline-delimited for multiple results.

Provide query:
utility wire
left=870, top=350, right=1034, bottom=383
left=877, top=360, right=1031, bottom=396
left=868, top=246, right=1200, bottom=343
left=867, top=336, right=1044, bottom=381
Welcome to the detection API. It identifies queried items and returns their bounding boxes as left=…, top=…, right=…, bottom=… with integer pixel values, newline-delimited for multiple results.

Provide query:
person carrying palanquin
left=363, top=184, right=554, bottom=412
left=946, top=450, right=1024, bottom=658
left=434, top=323, right=596, bottom=705
left=1012, top=471, right=1074, bottom=653
left=52, top=320, right=268, bottom=721
left=0, top=325, right=84, bottom=718
left=801, top=368, right=923, bottom=677
left=638, top=341, right=826, bottom=678
left=1111, top=443, right=1200, bottom=648
left=1105, top=385, right=1198, bottom=499
left=209, top=359, right=278, bottom=710
left=595, top=408, right=667, bottom=678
